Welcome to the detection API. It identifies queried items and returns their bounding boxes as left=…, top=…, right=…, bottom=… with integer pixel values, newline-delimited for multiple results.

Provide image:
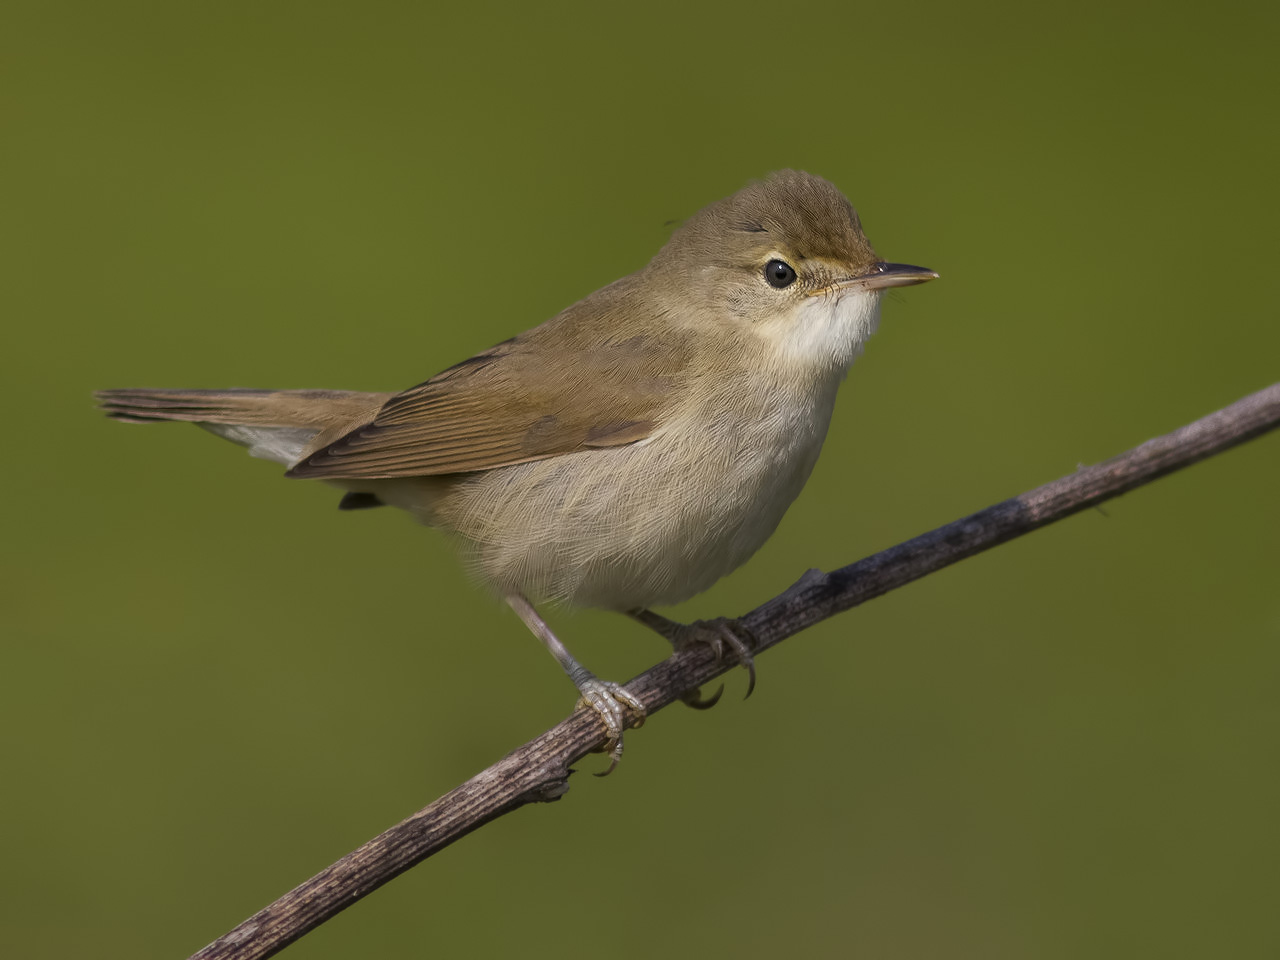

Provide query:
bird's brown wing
left=286, top=331, right=683, bottom=480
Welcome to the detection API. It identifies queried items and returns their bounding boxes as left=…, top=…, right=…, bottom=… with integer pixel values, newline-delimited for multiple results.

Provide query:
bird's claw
left=575, top=679, right=645, bottom=776
left=696, top=619, right=757, bottom=699
left=680, top=683, right=724, bottom=710
left=629, top=609, right=758, bottom=706
left=672, top=618, right=757, bottom=701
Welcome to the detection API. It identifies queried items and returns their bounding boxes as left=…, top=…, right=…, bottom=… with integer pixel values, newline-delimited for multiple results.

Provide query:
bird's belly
left=416, top=395, right=837, bottom=611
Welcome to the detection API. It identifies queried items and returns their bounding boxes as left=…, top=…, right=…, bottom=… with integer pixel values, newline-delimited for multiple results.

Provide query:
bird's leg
left=506, top=594, right=645, bottom=775
left=627, top=609, right=757, bottom=708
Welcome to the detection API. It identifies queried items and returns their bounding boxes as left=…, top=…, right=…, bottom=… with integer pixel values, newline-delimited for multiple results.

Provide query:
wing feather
left=287, top=317, right=685, bottom=480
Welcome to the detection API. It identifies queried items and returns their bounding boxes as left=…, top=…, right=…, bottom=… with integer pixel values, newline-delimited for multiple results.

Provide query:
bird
left=97, top=170, right=937, bottom=772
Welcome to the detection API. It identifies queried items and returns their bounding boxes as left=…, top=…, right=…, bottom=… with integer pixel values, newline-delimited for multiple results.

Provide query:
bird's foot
left=575, top=678, right=646, bottom=777
left=629, top=610, right=758, bottom=707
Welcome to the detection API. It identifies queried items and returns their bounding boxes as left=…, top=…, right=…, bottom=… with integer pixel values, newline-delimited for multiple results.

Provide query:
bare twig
left=190, top=382, right=1280, bottom=960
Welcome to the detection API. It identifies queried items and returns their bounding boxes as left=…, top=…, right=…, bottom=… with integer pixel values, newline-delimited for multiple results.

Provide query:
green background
left=4, top=2, right=1278, bottom=957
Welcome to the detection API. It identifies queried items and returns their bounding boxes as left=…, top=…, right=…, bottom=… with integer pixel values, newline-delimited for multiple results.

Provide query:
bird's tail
left=95, top=387, right=391, bottom=467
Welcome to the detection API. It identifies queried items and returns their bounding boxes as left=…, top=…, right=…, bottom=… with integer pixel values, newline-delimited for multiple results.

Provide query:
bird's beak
left=839, top=262, right=939, bottom=291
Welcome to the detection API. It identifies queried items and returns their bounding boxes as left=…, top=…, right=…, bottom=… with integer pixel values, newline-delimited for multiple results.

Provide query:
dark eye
left=763, top=259, right=797, bottom=289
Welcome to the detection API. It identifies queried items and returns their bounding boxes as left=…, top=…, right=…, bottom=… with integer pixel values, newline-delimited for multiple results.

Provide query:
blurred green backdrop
left=3, top=1, right=1277, bottom=958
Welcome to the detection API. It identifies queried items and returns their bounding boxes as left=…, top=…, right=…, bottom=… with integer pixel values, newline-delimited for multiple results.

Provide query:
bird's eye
left=763, top=259, right=797, bottom=289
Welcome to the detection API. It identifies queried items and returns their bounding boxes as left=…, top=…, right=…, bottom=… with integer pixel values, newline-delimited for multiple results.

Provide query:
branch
left=190, top=382, right=1280, bottom=960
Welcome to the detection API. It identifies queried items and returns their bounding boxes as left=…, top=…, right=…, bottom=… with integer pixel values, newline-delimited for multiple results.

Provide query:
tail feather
left=95, top=387, right=392, bottom=467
